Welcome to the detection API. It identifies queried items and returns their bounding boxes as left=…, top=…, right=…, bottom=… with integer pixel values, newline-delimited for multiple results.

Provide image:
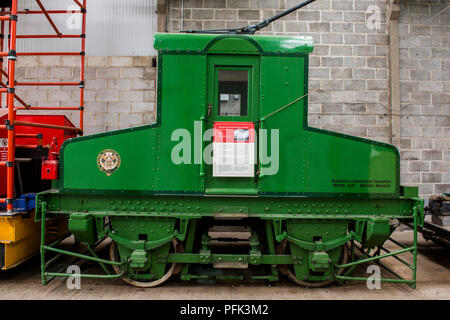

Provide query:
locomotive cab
left=58, top=34, right=399, bottom=198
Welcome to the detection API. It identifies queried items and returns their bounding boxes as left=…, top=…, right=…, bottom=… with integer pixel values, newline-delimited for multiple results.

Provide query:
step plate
left=213, top=261, right=248, bottom=269
left=208, top=225, right=251, bottom=240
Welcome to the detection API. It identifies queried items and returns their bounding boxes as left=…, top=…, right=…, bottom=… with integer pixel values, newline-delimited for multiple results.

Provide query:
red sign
left=213, top=122, right=255, bottom=143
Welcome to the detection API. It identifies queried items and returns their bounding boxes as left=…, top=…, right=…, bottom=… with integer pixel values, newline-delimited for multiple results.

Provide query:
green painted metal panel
left=365, top=217, right=391, bottom=248
left=61, top=127, right=157, bottom=191
left=68, top=214, right=97, bottom=244
left=208, top=38, right=261, bottom=54
left=300, top=131, right=398, bottom=195
left=37, top=191, right=422, bottom=221
left=155, top=54, right=206, bottom=193
left=258, top=55, right=307, bottom=192
left=154, top=33, right=314, bottom=54
left=259, top=56, right=399, bottom=197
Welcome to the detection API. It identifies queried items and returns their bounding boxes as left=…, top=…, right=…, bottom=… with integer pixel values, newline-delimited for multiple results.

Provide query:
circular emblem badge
left=97, top=149, right=121, bottom=176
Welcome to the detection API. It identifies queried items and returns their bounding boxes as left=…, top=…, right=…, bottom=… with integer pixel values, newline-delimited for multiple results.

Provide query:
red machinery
left=0, top=0, right=86, bottom=270
left=0, top=111, right=77, bottom=195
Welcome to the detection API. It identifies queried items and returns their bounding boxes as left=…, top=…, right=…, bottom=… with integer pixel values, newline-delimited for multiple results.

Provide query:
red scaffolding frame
left=0, top=0, right=86, bottom=212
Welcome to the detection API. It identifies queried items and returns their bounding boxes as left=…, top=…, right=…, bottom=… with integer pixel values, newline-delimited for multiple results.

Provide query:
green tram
left=36, top=33, right=423, bottom=288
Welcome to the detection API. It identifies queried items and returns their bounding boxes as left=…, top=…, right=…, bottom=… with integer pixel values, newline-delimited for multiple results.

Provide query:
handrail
left=14, top=120, right=81, bottom=132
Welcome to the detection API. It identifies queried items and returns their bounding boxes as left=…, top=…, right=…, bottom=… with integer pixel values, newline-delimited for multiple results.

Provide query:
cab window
left=218, top=70, right=248, bottom=117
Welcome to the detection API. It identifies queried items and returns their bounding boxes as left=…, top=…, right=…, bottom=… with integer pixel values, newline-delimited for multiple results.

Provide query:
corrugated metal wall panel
left=12, top=0, right=157, bottom=56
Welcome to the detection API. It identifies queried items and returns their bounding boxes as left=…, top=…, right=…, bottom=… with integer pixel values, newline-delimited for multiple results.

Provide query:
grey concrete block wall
left=398, top=0, right=449, bottom=196
left=9, top=0, right=449, bottom=198
left=14, top=56, right=157, bottom=135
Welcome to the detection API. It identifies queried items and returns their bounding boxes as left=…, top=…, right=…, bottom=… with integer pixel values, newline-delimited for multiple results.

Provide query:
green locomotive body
left=36, top=33, right=423, bottom=287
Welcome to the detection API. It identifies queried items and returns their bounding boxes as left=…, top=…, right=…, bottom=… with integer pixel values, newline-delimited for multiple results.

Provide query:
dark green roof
left=154, top=33, right=314, bottom=54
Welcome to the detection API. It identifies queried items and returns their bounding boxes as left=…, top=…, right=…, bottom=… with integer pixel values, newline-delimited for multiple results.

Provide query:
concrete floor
left=0, top=230, right=449, bottom=300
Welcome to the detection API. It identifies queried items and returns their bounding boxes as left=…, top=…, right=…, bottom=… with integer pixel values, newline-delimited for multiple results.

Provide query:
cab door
left=205, top=55, right=260, bottom=195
